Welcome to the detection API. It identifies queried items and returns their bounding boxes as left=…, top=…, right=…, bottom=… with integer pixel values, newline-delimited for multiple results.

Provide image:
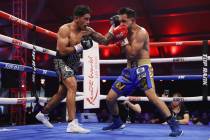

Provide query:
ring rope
left=81, top=56, right=210, bottom=64
left=0, top=11, right=209, bottom=109
left=0, top=34, right=209, bottom=64
left=1, top=61, right=210, bottom=80
left=0, top=95, right=209, bottom=105
left=0, top=61, right=209, bottom=80
left=0, top=34, right=56, bottom=56
left=0, top=61, right=57, bottom=77
left=0, top=10, right=210, bottom=46
left=0, top=10, right=57, bottom=38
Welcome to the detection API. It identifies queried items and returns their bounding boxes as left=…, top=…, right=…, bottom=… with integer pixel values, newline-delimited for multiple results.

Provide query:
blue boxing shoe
left=167, top=116, right=183, bottom=137
left=102, top=116, right=125, bottom=131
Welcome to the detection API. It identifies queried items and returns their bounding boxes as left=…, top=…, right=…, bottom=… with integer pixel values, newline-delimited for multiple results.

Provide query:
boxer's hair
left=118, top=7, right=136, bottom=18
left=73, top=5, right=91, bottom=17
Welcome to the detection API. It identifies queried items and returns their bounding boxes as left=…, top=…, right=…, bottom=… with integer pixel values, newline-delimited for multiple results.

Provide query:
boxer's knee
left=63, top=77, right=77, bottom=92
left=106, top=89, right=118, bottom=103
left=57, top=84, right=67, bottom=98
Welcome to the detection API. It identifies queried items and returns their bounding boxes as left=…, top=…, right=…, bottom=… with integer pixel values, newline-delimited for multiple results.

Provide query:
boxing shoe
left=102, top=116, right=125, bottom=131
left=66, top=119, right=90, bottom=134
left=167, top=116, right=183, bottom=137
left=35, top=111, right=54, bottom=128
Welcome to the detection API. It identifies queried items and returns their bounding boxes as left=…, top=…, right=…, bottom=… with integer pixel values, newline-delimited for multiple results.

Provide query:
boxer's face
left=119, top=14, right=134, bottom=28
left=76, top=13, right=91, bottom=30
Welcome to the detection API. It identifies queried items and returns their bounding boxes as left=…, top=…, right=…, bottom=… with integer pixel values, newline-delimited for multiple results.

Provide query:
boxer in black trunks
left=35, top=5, right=93, bottom=134
left=35, top=4, right=127, bottom=133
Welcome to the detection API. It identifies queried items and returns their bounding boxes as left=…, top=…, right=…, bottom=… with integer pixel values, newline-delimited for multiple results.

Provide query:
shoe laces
left=44, top=114, right=49, bottom=121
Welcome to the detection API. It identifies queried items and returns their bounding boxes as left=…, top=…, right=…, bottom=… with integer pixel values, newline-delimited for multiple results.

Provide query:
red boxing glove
left=115, top=38, right=129, bottom=47
left=111, top=24, right=128, bottom=40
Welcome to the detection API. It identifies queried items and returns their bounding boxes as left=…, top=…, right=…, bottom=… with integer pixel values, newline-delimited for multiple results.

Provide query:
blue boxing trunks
left=111, top=59, right=155, bottom=96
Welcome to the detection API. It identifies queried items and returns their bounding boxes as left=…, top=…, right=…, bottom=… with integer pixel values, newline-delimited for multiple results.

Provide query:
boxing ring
left=0, top=123, right=210, bottom=140
left=0, top=11, right=210, bottom=140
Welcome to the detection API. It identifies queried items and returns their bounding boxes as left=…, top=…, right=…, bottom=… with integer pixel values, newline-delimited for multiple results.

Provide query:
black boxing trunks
left=54, top=52, right=81, bottom=82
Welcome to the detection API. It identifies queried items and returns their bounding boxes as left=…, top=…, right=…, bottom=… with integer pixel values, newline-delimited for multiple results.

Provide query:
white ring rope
left=0, top=11, right=208, bottom=115
left=81, top=56, right=210, bottom=64
left=0, top=34, right=209, bottom=64
left=0, top=94, right=209, bottom=104
left=0, top=34, right=209, bottom=105
left=0, top=34, right=56, bottom=56
left=0, top=11, right=208, bottom=109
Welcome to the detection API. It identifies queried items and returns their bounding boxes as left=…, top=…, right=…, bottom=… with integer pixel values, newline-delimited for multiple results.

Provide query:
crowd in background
left=0, top=89, right=210, bottom=126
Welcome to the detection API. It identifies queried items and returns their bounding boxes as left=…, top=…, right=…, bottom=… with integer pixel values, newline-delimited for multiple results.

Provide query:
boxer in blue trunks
left=112, top=60, right=154, bottom=96
left=101, top=8, right=183, bottom=137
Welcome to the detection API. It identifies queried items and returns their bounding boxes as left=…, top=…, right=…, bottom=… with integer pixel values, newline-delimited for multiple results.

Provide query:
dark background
left=0, top=0, right=209, bottom=125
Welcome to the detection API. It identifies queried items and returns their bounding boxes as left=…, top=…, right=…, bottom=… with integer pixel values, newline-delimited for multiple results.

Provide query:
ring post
left=31, top=25, right=39, bottom=103
left=202, top=40, right=208, bottom=101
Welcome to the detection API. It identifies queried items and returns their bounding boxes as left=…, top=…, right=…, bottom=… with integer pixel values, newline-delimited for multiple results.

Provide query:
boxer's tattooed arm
left=91, top=31, right=113, bottom=45
left=86, top=27, right=113, bottom=45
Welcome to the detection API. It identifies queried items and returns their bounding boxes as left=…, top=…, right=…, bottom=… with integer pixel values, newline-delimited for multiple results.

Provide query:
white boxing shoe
left=66, top=119, right=90, bottom=134
left=35, top=111, right=54, bottom=128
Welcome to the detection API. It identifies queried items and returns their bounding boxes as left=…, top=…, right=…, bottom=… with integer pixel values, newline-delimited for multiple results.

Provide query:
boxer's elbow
left=58, top=48, right=66, bottom=55
left=93, top=34, right=112, bottom=45
left=99, top=39, right=109, bottom=45
left=57, top=48, right=69, bottom=56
